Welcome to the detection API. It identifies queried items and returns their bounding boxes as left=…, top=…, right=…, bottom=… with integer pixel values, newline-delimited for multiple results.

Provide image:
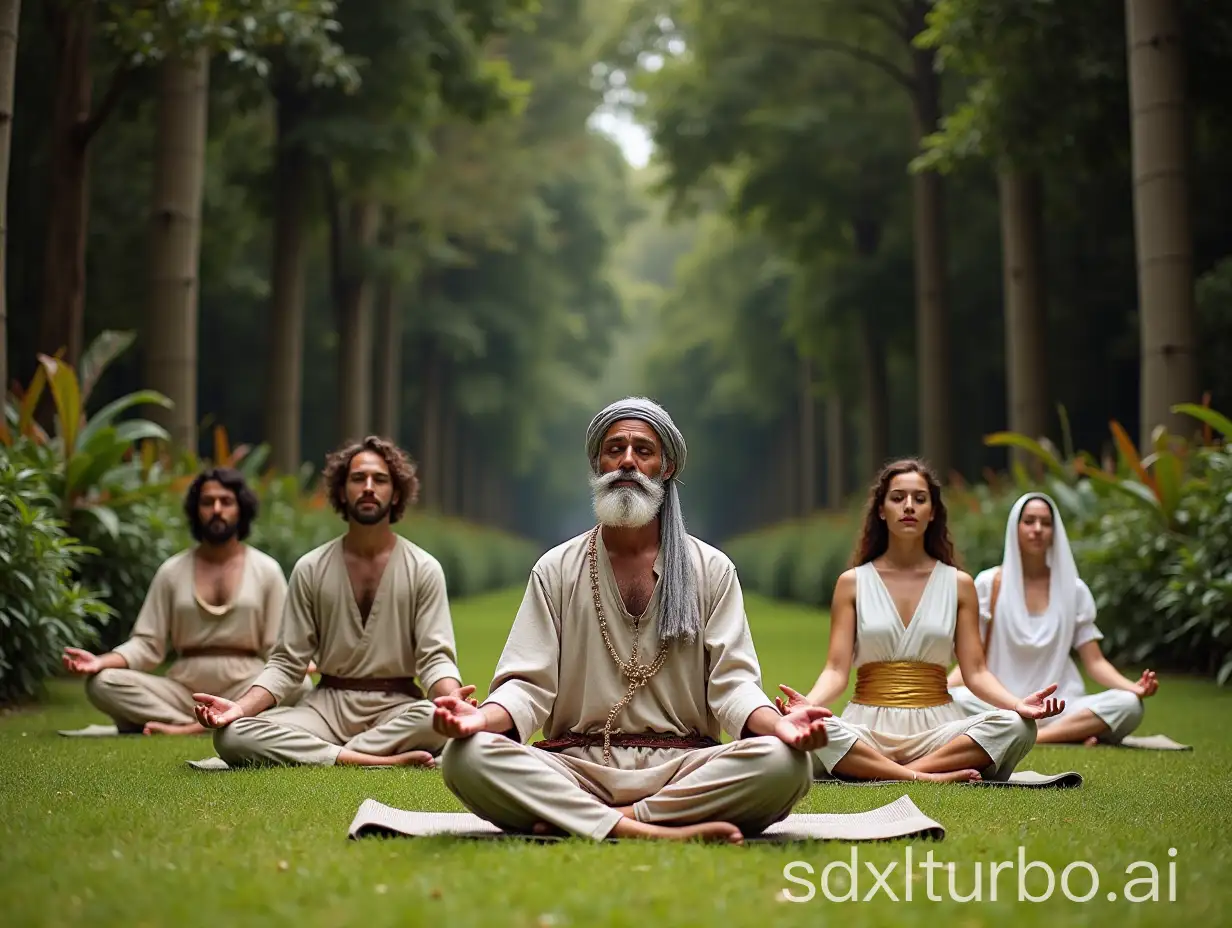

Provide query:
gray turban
left=585, top=397, right=699, bottom=643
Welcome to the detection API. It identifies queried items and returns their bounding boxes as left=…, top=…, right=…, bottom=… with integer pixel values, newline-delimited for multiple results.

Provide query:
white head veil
left=991, top=491, right=1082, bottom=653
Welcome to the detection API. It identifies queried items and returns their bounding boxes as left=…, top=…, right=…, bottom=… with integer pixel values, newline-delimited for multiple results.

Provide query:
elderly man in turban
left=433, top=397, right=830, bottom=843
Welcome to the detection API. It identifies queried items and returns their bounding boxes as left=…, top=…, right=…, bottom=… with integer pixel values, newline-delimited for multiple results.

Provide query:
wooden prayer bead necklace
left=588, top=525, right=670, bottom=764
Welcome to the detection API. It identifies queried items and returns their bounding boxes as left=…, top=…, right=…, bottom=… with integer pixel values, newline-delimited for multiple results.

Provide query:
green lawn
left=2, top=588, right=1229, bottom=927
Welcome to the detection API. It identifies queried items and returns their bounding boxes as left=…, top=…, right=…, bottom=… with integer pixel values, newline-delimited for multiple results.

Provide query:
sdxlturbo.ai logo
left=781, top=846, right=1178, bottom=903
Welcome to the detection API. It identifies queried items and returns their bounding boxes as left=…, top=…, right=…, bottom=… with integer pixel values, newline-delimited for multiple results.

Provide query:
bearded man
left=63, top=468, right=308, bottom=736
left=192, top=437, right=469, bottom=768
left=432, top=397, right=830, bottom=843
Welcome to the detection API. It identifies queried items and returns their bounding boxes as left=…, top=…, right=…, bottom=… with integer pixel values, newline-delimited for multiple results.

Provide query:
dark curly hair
left=184, top=467, right=258, bottom=541
left=323, top=435, right=420, bottom=524
left=850, top=458, right=958, bottom=568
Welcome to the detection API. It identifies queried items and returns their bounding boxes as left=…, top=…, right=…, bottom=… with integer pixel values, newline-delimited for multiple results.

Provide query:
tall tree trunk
left=852, top=217, right=889, bottom=475
left=145, top=49, right=209, bottom=452
left=997, top=165, right=1049, bottom=462
left=858, top=314, right=889, bottom=473
left=908, top=2, right=951, bottom=478
left=439, top=388, right=457, bottom=516
left=372, top=210, right=401, bottom=441
left=825, top=392, right=845, bottom=508
left=264, top=90, right=310, bottom=473
left=331, top=196, right=379, bottom=444
left=778, top=416, right=798, bottom=522
left=39, top=1, right=94, bottom=368
left=0, top=0, right=18, bottom=399
left=798, top=354, right=816, bottom=515
left=1125, top=0, right=1198, bottom=447
left=419, top=340, right=441, bottom=511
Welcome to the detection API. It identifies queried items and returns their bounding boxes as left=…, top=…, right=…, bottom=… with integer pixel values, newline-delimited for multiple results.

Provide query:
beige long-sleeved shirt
left=112, top=546, right=288, bottom=695
left=483, top=529, right=774, bottom=747
left=252, top=535, right=462, bottom=704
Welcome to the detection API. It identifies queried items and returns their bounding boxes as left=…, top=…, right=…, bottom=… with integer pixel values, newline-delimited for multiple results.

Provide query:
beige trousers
left=812, top=709, right=1037, bottom=781
left=951, top=685, right=1145, bottom=744
left=441, top=733, right=813, bottom=841
left=85, top=667, right=312, bottom=731
left=213, top=686, right=447, bottom=766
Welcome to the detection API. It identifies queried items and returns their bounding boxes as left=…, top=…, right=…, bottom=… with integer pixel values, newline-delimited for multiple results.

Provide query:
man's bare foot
left=609, top=818, right=744, bottom=844
left=336, top=749, right=436, bottom=767
left=143, top=721, right=207, bottom=736
left=917, top=768, right=982, bottom=783
left=385, top=750, right=436, bottom=768
left=1083, top=735, right=1100, bottom=747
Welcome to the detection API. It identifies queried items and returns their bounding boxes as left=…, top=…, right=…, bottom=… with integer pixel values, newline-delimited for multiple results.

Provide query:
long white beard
left=589, top=468, right=664, bottom=528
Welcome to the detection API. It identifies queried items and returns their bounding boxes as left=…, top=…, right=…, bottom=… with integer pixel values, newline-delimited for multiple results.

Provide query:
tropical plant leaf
left=78, top=331, right=137, bottom=405
left=18, top=364, right=48, bottom=439
left=141, top=439, right=157, bottom=475
left=1046, top=479, right=1084, bottom=519
left=214, top=424, right=231, bottom=465
left=1218, top=657, right=1232, bottom=687
left=983, top=431, right=1067, bottom=477
left=38, top=354, right=84, bottom=455
left=1075, top=461, right=1162, bottom=513
left=1109, top=419, right=1158, bottom=496
left=65, top=449, right=98, bottom=502
left=1056, top=403, right=1075, bottom=462
left=240, top=444, right=270, bottom=477
left=77, top=390, right=173, bottom=449
left=1172, top=403, right=1232, bottom=442
left=78, top=504, right=121, bottom=539
left=1152, top=450, right=1184, bottom=522
left=115, top=420, right=171, bottom=445
left=75, top=439, right=134, bottom=499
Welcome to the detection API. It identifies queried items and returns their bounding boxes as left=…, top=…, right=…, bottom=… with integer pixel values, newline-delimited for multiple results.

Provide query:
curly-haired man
left=62, top=468, right=309, bottom=736
left=193, top=437, right=469, bottom=768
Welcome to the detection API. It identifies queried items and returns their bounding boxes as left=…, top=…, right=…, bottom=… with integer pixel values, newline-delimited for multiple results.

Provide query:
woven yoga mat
left=1105, top=734, right=1191, bottom=751
left=813, top=769, right=1084, bottom=789
left=58, top=724, right=122, bottom=737
left=345, top=794, right=946, bottom=843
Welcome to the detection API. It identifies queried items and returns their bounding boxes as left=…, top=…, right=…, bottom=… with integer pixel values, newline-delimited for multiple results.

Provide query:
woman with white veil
left=948, top=492, right=1158, bottom=745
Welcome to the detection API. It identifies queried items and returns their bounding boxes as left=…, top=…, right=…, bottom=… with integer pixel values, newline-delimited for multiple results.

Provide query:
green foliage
left=913, top=0, right=1128, bottom=174
left=0, top=445, right=114, bottom=705
left=101, top=0, right=359, bottom=87
left=3, top=334, right=192, bottom=650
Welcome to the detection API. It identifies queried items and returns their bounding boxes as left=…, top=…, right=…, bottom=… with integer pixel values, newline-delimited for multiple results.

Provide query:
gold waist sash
left=852, top=660, right=952, bottom=708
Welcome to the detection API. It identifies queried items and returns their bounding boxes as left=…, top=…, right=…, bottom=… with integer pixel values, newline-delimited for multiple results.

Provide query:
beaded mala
left=588, top=525, right=669, bottom=764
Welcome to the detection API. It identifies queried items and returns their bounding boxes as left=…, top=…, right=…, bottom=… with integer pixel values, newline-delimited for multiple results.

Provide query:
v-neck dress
left=811, top=562, right=1037, bottom=780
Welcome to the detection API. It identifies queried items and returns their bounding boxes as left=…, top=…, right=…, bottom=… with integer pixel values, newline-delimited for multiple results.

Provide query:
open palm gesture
left=773, top=705, right=832, bottom=752
left=62, top=647, right=102, bottom=676
left=432, top=694, right=486, bottom=739
left=192, top=693, right=245, bottom=729
left=1131, top=669, right=1159, bottom=698
left=1014, top=683, right=1065, bottom=720
left=774, top=684, right=810, bottom=715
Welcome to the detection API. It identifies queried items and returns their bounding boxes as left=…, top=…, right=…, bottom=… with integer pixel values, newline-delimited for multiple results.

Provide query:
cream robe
left=811, top=562, right=1037, bottom=780
left=86, top=545, right=306, bottom=729
left=440, top=530, right=813, bottom=840
left=949, top=568, right=1144, bottom=742
left=213, top=535, right=462, bottom=766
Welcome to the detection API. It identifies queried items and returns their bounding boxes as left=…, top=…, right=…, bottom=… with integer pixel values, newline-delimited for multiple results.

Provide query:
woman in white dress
left=947, top=492, right=1157, bottom=744
left=778, top=460, right=1064, bottom=782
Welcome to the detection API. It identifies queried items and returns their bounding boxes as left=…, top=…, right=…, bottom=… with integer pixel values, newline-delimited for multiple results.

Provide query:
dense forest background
left=4, top=0, right=1231, bottom=547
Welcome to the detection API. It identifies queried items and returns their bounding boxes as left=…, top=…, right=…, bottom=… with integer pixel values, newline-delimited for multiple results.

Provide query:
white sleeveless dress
left=812, top=562, right=1036, bottom=781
